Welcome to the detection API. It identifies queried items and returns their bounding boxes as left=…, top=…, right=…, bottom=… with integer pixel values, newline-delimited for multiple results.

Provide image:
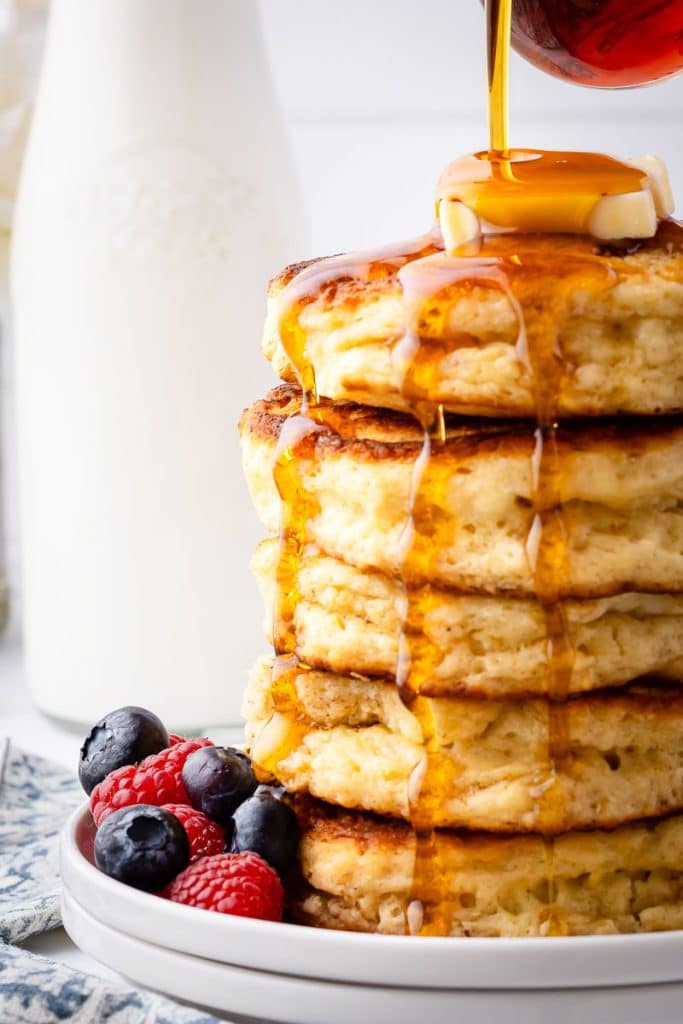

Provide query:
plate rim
left=61, top=802, right=683, bottom=991
left=68, top=888, right=683, bottom=1024
left=60, top=888, right=467, bottom=1024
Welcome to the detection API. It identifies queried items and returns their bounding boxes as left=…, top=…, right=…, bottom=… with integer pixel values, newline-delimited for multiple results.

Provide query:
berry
left=230, top=786, right=299, bottom=876
left=166, top=852, right=283, bottom=921
left=163, top=803, right=226, bottom=861
left=94, top=805, right=189, bottom=891
left=79, top=706, right=169, bottom=795
left=181, top=746, right=257, bottom=826
left=168, top=733, right=186, bottom=746
left=90, top=738, right=213, bottom=826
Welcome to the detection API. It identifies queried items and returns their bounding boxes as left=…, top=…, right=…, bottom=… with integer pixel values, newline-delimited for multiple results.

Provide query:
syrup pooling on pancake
left=437, top=150, right=652, bottom=238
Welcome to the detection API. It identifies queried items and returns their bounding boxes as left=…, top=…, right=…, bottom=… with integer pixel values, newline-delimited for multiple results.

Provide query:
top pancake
left=263, top=222, right=683, bottom=418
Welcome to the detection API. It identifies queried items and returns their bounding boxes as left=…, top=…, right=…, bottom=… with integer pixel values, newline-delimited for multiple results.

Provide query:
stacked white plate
left=61, top=805, right=683, bottom=1024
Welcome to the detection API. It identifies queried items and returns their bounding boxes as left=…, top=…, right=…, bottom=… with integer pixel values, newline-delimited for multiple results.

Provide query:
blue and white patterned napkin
left=0, top=943, right=224, bottom=1024
left=0, top=743, right=224, bottom=1024
left=0, top=744, right=81, bottom=944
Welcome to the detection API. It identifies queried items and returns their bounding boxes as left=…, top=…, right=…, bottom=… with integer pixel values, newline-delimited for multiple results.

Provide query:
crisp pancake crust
left=253, top=540, right=683, bottom=696
left=263, top=222, right=683, bottom=418
left=291, top=801, right=683, bottom=936
left=239, top=385, right=683, bottom=597
left=245, top=658, right=683, bottom=833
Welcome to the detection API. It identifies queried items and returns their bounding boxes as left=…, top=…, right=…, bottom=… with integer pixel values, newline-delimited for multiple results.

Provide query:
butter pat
left=628, top=155, right=675, bottom=219
left=439, top=199, right=481, bottom=252
left=587, top=190, right=658, bottom=241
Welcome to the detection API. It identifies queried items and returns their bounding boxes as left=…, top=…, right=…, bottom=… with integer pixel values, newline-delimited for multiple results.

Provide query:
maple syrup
left=257, top=0, right=670, bottom=937
left=436, top=149, right=649, bottom=234
left=256, top=235, right=439, bottom=777
left=510, top=0, right=683, bottom=89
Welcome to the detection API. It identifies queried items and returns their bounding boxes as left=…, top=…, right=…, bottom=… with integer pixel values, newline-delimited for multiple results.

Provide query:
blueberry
left=94, top=805, right=189, bottom=891
left=181, top=746, right=257, bottom=826
left=79, top=706, right=169, bottom=795
left=229, top=786, right=300, bottom=876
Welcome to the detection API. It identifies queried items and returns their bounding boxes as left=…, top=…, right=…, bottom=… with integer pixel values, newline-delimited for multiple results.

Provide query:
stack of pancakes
left=239, top=225, right=683, bottom=936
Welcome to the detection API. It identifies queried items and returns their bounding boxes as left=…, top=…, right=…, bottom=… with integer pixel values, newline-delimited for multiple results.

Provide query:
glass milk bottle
left=11, top=0, right=302, bottom=728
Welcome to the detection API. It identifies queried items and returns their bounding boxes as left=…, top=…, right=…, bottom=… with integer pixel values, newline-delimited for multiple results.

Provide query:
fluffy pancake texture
left=263, top=223, right=683, bottom=418
left=245, top=658, right=683, bottom=832
left=240, top=385, right=683, bottom=597
left=253, top=540, right=683, bottom=696
left=291, top=801, right=683, bottom=936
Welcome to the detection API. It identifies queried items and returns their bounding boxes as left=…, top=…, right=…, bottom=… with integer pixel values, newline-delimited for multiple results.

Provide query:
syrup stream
left=486, top=0, right=511, bottom=154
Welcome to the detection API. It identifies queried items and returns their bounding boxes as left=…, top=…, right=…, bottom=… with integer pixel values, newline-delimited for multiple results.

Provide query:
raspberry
left=165, top=852, right=284, bottom=921
left=168, top=733, right=186, bottom=746
left=163, top=804, right=225, bottom=861
left=90, top=739, right=213, bottom=827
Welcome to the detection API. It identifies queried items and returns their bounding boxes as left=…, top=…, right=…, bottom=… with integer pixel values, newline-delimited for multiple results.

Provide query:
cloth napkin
left=0, top=742, right=224, bottom=1023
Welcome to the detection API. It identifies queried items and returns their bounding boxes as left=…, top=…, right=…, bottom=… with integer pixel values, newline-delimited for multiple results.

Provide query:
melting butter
left=437, top=149, right=674, bottom=248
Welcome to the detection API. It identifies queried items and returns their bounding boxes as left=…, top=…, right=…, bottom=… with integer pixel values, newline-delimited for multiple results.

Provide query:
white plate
left=61, top=803, right=683, bottom=991
left=60, top=888, right=683, bottom=1024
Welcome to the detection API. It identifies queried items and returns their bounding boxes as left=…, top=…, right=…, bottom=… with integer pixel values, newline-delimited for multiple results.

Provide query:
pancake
left=263, top=222, right=683, bottom=418
left=245, top=658, right=683, bottom=833
left=240, top=385, right=683, bottom=597
left=291, top=800, right=683, bottom=936
left=252, top=539, right=683, bottom=697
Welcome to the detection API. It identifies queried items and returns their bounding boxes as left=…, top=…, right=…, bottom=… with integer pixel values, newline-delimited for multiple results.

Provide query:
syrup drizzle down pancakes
left=238, top=0, right=683, bottom=937
left=290, top=800, right=683, bottom=938
left=262, top=224, right=683, bottom=419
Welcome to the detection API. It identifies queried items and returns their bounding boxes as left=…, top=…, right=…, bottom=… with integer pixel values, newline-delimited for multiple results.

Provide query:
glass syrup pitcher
left=497, top=0, right=683, bottom=87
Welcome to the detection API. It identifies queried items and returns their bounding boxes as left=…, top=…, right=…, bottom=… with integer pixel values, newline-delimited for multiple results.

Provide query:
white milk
left=11, top=0, right=302, bottom=727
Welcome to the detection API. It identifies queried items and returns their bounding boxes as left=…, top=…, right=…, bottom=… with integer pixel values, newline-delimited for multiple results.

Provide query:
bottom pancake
left=245, top=658, right=683, bottom=833
left=292, top=801, right=683, bottom=937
